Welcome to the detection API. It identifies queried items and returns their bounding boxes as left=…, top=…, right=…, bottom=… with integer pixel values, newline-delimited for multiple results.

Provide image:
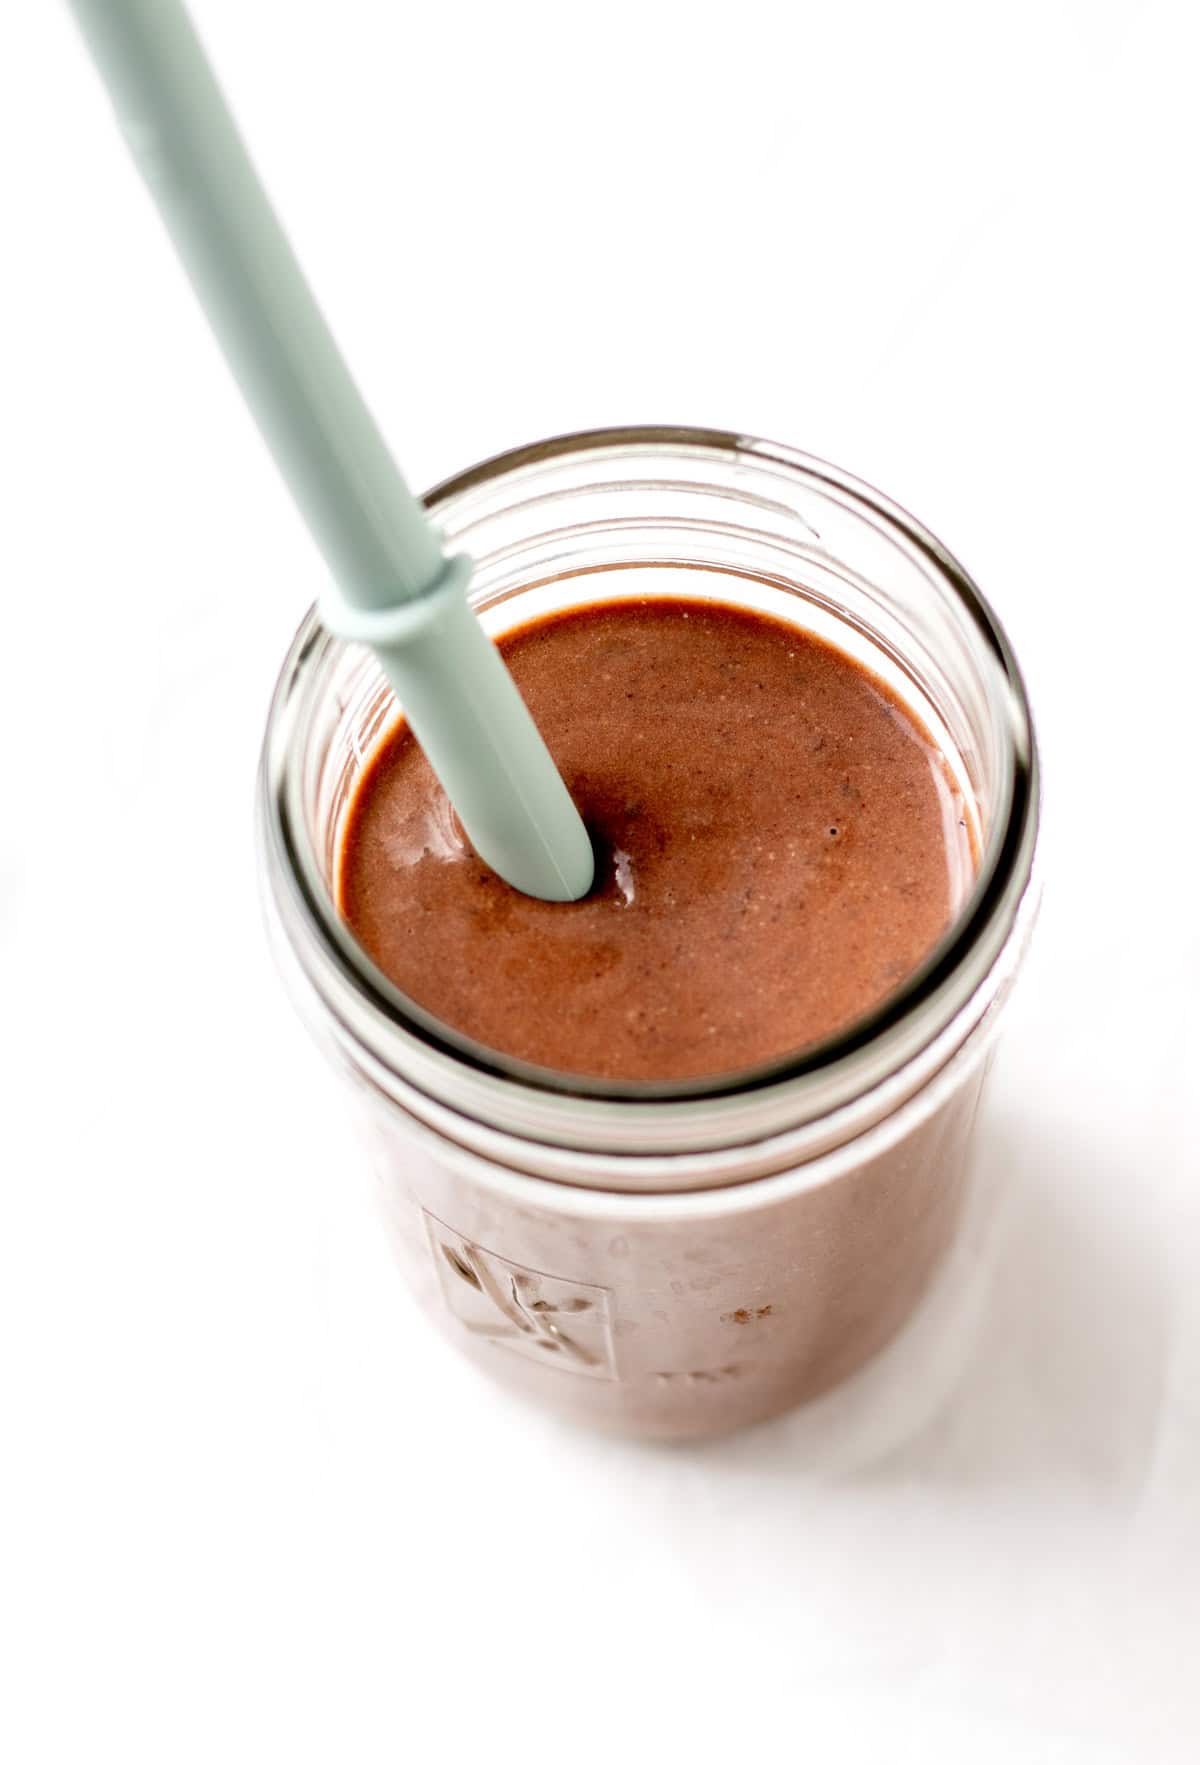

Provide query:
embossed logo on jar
left=424, top=1213, right=617, bottom=1380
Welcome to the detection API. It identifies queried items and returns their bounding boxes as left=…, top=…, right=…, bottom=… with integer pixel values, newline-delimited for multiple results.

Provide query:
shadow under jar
left=258, top=427, right=1040, bottom=1440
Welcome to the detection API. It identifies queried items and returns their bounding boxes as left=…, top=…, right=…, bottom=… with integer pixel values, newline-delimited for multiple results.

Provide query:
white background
left=3, top=2, right=1198, bottom=1759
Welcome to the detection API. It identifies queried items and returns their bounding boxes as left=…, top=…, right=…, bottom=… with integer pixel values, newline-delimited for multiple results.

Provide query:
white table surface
left=4, top=3, right=1198, bottom=1760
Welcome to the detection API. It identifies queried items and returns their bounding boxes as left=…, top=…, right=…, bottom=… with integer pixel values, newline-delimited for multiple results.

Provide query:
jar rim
left=260, top=426, right=1039, bottom=1141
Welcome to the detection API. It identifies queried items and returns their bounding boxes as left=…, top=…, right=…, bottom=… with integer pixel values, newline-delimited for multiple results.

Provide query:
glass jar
left=257, top=427, right=1040, bottom=1439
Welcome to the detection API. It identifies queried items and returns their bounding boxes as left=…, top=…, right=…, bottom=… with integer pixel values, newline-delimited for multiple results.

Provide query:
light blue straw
left=68, top=0, right=595, bottom=902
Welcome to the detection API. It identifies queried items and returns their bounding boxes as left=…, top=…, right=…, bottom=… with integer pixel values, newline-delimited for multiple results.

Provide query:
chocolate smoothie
left=337, top=598, right=973, bottom=1081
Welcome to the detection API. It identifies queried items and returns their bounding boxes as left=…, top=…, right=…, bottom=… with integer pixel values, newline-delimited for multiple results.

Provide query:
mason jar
left=257, top=427, right=1040, bottom=1440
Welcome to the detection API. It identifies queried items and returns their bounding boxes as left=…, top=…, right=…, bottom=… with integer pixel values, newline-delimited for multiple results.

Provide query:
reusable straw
left=68, top=0, right=595, bottom=902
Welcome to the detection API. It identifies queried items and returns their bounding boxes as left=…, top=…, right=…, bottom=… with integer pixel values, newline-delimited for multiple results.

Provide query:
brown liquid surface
left=337, top=599, right=970, bottom=1081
